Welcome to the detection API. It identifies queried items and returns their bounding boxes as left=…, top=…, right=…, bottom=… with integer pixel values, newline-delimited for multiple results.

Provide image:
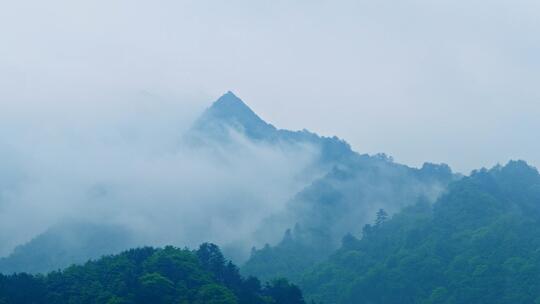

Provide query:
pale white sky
left=1, top=0, right=539, bottom=173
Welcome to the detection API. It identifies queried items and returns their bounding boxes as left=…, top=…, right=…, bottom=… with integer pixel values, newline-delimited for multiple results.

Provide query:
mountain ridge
left=0, top=92, right=456, bottom=276
left=190, top=91, right=357, bottom=167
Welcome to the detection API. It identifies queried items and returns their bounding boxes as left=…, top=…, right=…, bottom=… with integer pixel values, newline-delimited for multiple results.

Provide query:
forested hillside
left=4, top=94, right=538, bottom=304
left=2, top=0, right=539, bottom=302
left=0, top=93, right=454, bottom=276
left=299, top=160, right=540, bottom=304
left=243, top=158, right=455, bottom=282
left=0, top=243, right=305, bottom=304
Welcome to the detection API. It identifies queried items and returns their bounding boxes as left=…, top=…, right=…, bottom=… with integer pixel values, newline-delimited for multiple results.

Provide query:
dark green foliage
left=194, top=284, right=238, bottom=304
left=264, top=279, right=306, bottom=304
left=243, top=227, right=335, bottom=283
left=375, top=209, right=388, bottom=226
left=300, top=161, right=540, bottom=304
left=243, top=159, right=455, bottom=282
left=138, top=273, right=176, bottom=303
left=0, top=244, right=305, bottom=304
left=0, top=273, right=46, bottom=304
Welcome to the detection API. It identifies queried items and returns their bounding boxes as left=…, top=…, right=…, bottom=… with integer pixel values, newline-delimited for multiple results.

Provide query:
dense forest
left=0, top=243, right=305, bottom=304
left=5, top=161, right=538, bottom=304
left=2, top=94, right=540, bottom=304
left=3, top=0, right=540, bottom=301
left=292, top=161, right=540, bottom=303
left=243, top=159, right=455, bottom=282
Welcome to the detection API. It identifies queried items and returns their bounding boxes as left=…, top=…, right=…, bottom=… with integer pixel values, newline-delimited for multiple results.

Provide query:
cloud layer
left=0, top=98, right=319, bottom=258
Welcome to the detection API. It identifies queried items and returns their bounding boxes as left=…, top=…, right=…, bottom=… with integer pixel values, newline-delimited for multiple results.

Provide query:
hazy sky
left=1, top=0, right=539, bottom=173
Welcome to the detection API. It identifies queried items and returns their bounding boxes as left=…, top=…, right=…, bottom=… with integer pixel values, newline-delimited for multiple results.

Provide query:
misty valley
left=1, top=92, right=539, bottom=303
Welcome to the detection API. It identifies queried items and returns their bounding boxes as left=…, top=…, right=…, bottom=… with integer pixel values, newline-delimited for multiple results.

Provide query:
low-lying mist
left=0, top=95, right=320, bottom=260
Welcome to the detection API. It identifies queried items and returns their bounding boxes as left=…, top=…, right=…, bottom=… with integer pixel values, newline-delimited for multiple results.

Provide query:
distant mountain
left=191, top=91, right=278, bottom=142
left=0, top=91, right=456, bottom=277
left=0, top=222, right=137, bottom=274
left=192, top=92, right=458, bottom=282
left=1, top=91, right=353, bottom=274
left=299, top=161, right=540, bottom=304
left=189, top=91, right=356, bottom=165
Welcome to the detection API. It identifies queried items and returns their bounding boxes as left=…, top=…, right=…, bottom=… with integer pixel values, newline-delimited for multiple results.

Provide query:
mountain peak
left=224, top=90, right=239, bottom=99
left=209, top=91, right=253, bottom=118
left=191, top=91, right=277, bottom=140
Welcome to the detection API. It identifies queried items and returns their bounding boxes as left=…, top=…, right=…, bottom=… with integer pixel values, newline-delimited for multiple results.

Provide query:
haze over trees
left=295, top=161, right=540, bottom=303
left=2, top=0, right=540, bottom=302
left=0, top=93, right=454, bottom=275
left=1, top=93, right=539, bottom=304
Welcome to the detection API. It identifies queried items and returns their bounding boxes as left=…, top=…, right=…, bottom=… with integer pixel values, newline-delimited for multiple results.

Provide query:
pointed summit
left=208, top=91, right=258, bottom=121
left=189, top=92, right=355, bottom=162
left=191, top=91, right=277, bottom=140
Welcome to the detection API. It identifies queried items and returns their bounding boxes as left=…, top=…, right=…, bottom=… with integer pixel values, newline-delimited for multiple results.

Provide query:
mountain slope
left=0, top=222, right=137, bottom=274
left=203, top=90, right=459, bottom=283
left=0, top=91, right=456, bottom=277
left=0, top=92, right=354, bottom=274
left=299, top=160, right=540, bottom=304
left=192, top=93, right=458, bottom=279
left=242, top=157, right=455, bottom=282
